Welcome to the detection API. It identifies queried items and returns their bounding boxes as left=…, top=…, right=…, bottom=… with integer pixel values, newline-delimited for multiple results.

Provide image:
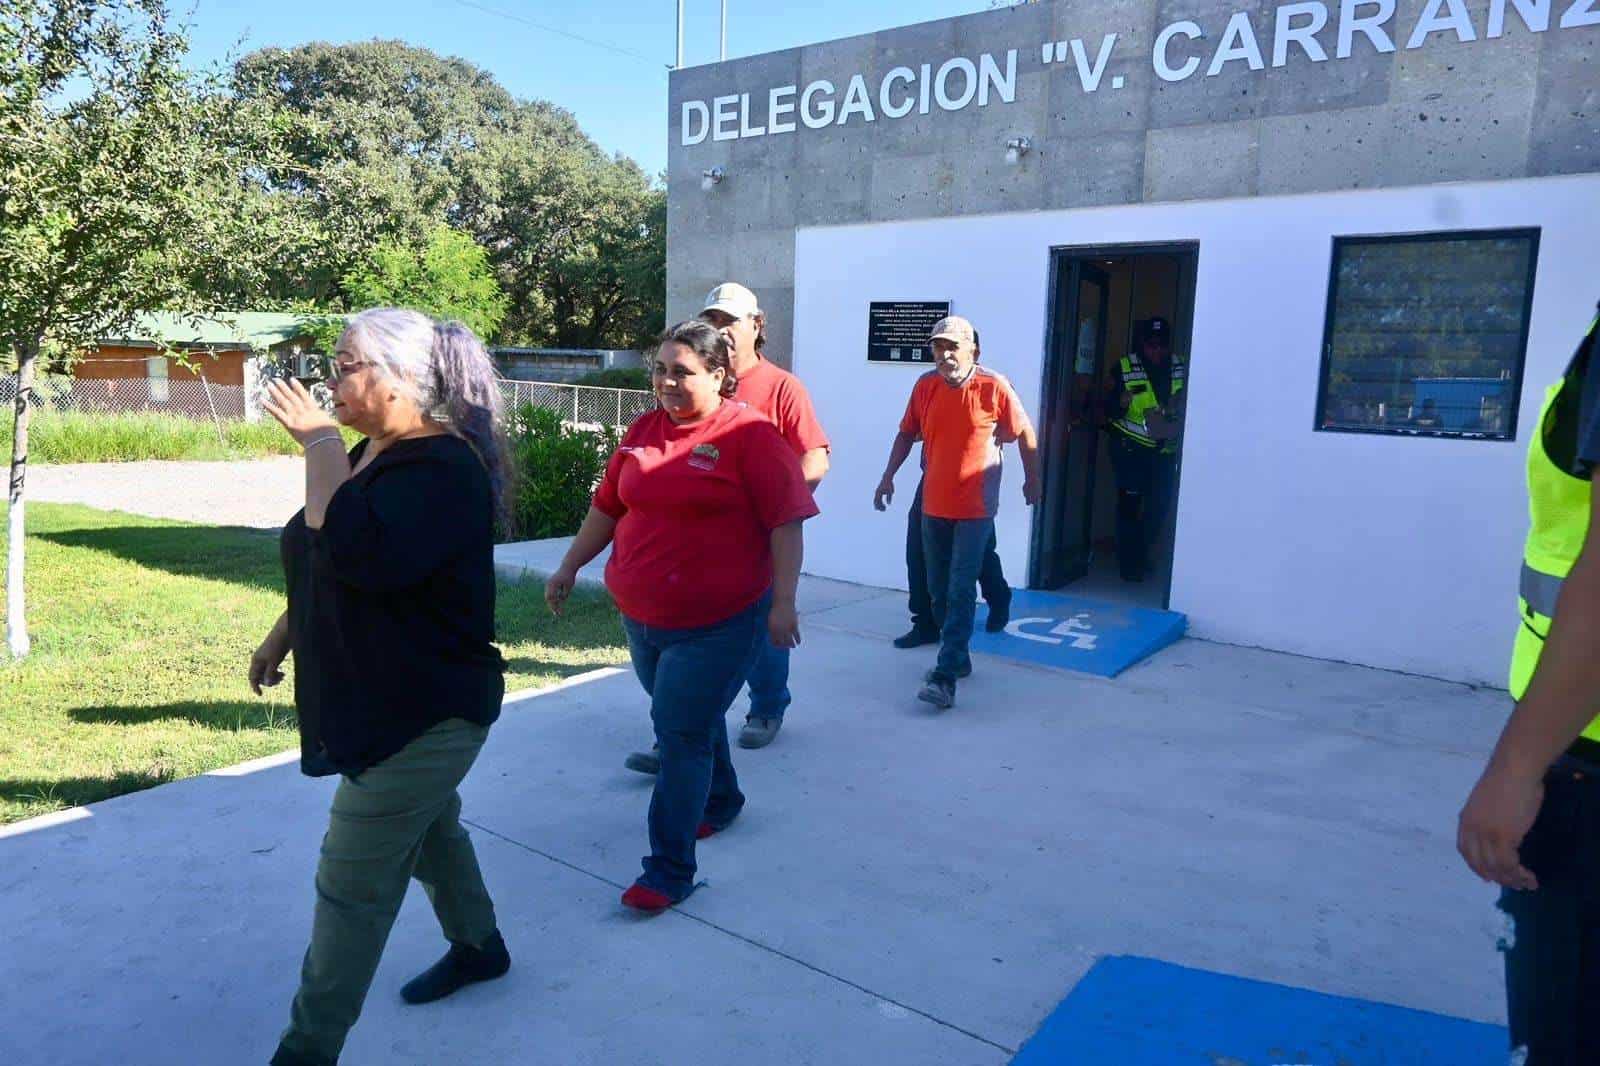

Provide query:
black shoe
left=917, top=674, right=956, bottom=709
left=624, top=745, right=660, bottom=775
left=270, top=1045, right=335, bottom=1066
left=984, top=594, right=1012, bottom=633
left=893, top=625, right=940, bottom=649
left=400, top=930, right=511, bottom=1005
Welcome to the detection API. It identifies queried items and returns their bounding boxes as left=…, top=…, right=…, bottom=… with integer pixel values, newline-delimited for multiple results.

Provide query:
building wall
left=75, top=345, right=248, bottom=385
left=793, top=172, right=1600, bottom=685
left=666, top=0, right=1598, bottom=365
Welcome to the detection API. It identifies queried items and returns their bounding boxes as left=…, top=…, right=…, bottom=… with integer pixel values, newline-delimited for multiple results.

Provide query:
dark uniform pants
left=1108, top=433, right=1176, bottom=581
left=1499, top=759, right=1600, bottom=1065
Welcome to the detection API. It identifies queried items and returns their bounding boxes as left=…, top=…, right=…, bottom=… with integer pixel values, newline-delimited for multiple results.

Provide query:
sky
left=180, top=0, right=999, bottom=178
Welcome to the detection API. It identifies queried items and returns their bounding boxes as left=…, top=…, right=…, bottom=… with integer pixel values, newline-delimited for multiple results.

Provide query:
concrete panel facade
left=667, top=0, right=1597, bottom=363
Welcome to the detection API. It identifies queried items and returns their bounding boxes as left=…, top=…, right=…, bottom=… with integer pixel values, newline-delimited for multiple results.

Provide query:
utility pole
left=676, top=0, right=684, bottom=68
left=720, top=0, right=727, bottom=60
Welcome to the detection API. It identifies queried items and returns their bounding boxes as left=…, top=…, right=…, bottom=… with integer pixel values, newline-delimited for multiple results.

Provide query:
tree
left=235, top=41, right=665, bottom=349
left=1, top=0, right=294, bottom=658
left=307, top=224, right=510, bottom=350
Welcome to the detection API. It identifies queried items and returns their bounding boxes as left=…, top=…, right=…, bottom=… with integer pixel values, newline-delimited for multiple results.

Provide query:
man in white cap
left=623, top=282, right=830, bottom=774
left=874, top=315, right=1040, bottom=709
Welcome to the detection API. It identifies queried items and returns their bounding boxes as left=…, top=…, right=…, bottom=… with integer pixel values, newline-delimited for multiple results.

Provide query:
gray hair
left=339, top=307, right=511, bottom=522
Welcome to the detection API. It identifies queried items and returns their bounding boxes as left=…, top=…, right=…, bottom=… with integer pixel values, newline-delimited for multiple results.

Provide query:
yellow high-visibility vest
left=1509, top=313, right=1600, bottom=746
left=1113, top=352, right=1185, bottom=453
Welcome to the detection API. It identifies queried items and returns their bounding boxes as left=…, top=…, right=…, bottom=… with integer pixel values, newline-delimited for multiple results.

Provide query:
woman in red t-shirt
left=546, top=320, right=818, bottom=911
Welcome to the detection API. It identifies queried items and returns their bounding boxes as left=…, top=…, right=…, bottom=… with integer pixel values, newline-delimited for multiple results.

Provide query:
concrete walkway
left=1, top=556, right=1513, bottom=1065
left=30, top=458, right=303, bottom=529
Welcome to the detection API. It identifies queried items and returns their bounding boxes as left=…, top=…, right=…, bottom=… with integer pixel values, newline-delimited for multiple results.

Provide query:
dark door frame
left=1028, top=241, right=1200, bottom=607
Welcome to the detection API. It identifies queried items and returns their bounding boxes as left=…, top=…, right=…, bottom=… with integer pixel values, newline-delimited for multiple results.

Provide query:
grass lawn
left=0, top=410, right=361, bottom=463
left=0, top=502, right=628, bottom=825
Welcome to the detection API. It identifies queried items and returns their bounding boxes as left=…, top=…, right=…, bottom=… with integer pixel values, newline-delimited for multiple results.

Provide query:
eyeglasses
left=325, top=357, right=376, bottom=383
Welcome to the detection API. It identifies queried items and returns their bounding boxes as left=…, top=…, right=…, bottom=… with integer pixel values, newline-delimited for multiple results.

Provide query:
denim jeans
left=1108, top=434, right=1176, bottom=580
left=906, top=478, right=1009, bottom=632
left=1498, top=759, right=1600, bottom=1064
left=922, top=515, right=994, bottom=682
left=621, top=592, right=769, bottom=899
left=745, top=638, right=792, bottom=721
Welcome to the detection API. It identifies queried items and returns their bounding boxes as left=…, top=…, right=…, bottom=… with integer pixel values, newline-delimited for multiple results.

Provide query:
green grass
left=1, top=410, right=361, bottom=464
left=0, top=501, right=628, bottom=825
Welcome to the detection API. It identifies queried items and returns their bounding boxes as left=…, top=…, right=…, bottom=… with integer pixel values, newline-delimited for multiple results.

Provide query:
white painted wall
left=792, top=173, right=1600, bottom=685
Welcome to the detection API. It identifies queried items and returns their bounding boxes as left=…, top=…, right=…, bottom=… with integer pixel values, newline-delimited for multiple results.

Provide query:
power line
left=450, top=0, right=671, bottom=69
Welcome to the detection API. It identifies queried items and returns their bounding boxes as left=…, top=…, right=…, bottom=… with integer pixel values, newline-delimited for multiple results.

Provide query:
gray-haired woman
left=253, top=308, right=513, bottom=1066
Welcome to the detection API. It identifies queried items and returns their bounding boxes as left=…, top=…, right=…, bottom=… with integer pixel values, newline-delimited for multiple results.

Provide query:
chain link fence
left=1, top=374, right=654, bottom=432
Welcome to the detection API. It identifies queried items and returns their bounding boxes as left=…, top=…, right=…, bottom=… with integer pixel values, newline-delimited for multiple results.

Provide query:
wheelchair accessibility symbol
left=1005, top=613, right=1098, bottom=650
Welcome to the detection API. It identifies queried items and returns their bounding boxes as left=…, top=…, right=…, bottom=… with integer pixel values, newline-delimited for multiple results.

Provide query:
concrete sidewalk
left=1, top=566, right=1512, bottom=1065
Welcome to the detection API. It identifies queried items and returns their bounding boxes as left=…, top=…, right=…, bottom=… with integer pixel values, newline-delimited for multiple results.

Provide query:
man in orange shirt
left=874, top=315, right=1041, bottom=709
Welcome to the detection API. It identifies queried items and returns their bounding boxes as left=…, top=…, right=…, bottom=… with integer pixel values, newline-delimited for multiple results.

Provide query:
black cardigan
left=279, top=435, right=505, bottom=776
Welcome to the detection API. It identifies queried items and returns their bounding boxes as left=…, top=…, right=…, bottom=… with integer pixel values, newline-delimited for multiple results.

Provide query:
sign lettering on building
left=680, top=0, right=1599, bottom=146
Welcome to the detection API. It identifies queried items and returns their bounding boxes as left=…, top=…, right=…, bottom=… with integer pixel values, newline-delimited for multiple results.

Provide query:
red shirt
left=593, top=402, right=819, bottom=628
left=899, top=366, right=1032, bottom=520
left=733, top=357, right=830, bottom=457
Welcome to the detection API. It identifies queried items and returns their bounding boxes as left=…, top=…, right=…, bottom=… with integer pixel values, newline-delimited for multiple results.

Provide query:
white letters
left=935, top=57, right=978, bottom=110
left=738, top=93, right=766, bottom=138
left=920, top=63, right=932, bottom=114
left=1154, top=20, right=1204, bottom=81
left=979, top=50, right=1018, bottom=105
left=1488, top=0, right=1551, bottom=34
left=1274, top=2, right=1332, bottom=65
left=1208, top=11, right=1267, bottom=75
left=837, top=74, right=876, bottom=124
left=768, top=85, right=797, bottom=135
left=1070, top=35, right=1118, bottom=92
left=680, top=100, right=709, bottom=146
left=801, top=80, right=836, bottom=129
left=880, top=67, right=917, bottom=118
left=712, top=95, right=739, bottom=141
left=1559, top=0, right=1600, bottom=28
left=1407, top=0, right=1479, bottom=47
left=1338, top=0, right=1398, bottom=57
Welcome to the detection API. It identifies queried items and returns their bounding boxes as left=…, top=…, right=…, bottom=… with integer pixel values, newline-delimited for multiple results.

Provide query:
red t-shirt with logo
left=593, top=401, right=820, bottom=628
left=899, top=366, right=1032, bottom=520
left=733, top=357, right=831, bottom=457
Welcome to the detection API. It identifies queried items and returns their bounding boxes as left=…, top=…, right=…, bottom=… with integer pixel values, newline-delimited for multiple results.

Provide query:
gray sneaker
left=624, top=745, right=660, bottom=775
left=918, top=675, right=956, bottom=709
left=738, top=717, right=782, bottom=749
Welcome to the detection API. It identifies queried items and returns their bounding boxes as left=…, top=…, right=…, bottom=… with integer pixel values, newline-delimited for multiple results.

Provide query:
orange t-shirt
left=733, top=357, right=830, bottom=458
left=899, top=367, right=1032, bottom=520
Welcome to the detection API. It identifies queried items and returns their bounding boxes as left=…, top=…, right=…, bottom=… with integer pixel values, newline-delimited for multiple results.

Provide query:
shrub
left=575, top=367, right=651, bottom=391
left=505, top=404, right=617, bottom=541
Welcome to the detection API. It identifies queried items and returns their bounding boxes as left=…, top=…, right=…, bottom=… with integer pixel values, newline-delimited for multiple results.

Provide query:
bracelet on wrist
left=304, top=433, right=344, bottom=454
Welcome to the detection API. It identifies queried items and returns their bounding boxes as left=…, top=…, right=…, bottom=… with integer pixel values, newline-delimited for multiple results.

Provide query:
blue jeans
left=745, top=638, right=792, bottom=721
left=620, top=592, right=769, bottom=900
left=922, top=515, right=994, bottom=682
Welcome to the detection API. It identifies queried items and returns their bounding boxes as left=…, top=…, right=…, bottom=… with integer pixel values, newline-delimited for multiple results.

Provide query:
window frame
left=1313, top=227, right=1540, bottom=443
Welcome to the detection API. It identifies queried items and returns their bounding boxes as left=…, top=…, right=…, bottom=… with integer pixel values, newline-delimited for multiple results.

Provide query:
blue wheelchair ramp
left=970, top=590, right=1186, bottom=678
left=1012, top=956, right=1507, bottom=1065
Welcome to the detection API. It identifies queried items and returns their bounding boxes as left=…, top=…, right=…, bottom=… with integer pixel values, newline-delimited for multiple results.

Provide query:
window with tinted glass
left=1316, top=229, right=1538, bottom=441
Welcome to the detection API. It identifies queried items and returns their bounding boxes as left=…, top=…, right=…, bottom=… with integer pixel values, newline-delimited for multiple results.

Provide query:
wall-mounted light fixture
left=1005, top=137, right=1032, bottom=166
left=701, top=166, right=726, bottom=192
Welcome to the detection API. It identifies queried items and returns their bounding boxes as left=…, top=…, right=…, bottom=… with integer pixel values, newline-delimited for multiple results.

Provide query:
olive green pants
left=279, top=718, right=498, bottom=1062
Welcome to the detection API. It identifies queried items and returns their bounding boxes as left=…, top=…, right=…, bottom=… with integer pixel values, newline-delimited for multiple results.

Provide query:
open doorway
left=1029, top=244, right=1198, bottom=609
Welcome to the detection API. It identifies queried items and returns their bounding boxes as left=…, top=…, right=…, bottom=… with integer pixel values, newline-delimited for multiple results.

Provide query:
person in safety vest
left=1105, top=316, right=1185, bottom=582
left=1458, top=305, right=1600, bottom=1065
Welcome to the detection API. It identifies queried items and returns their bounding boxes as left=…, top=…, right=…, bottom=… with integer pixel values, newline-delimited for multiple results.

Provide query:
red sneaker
left=696, top=822, right=719, bottom=840
left=621, top=883, right=674, bottom=912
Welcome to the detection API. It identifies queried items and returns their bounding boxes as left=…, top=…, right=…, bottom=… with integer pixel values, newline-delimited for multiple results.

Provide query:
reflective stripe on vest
left=1509, top=313, right=1600, bottom=746
left=1114, top=352, right=1185, bottom=450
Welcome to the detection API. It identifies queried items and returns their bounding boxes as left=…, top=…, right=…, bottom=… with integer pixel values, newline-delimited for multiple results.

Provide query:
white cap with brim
left=702, top=282, right=761, bottom=319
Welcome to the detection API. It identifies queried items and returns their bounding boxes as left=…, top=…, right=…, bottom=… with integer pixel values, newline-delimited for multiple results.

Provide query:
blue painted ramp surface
left=1011, top=956, right=1507, bottom=1065
left=970, top=591, right=1186, bottom=678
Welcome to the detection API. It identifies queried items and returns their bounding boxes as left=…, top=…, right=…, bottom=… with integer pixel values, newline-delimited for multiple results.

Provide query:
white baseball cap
left=702, top=282, right=761, bottom=319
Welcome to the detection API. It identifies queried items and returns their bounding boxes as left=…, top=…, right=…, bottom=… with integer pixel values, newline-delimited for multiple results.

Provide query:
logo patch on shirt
left=688, top=443, right=721, bottom=470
